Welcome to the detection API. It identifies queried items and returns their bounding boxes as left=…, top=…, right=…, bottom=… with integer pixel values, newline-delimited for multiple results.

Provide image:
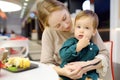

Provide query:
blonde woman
left=37, top=0, right=108, bottom=79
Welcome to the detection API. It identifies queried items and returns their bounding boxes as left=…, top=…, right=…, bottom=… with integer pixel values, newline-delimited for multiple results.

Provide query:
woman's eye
left=56, top=24, right=61, bottom=28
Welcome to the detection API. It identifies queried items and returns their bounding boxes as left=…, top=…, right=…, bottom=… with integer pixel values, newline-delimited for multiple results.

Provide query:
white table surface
left=0, top=61, right=59, bottom=80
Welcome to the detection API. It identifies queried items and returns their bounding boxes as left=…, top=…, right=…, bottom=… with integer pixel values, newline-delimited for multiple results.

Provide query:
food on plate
left=4, top=57, right=30, bottom=70
left=0, top=61, right=6, bottom=68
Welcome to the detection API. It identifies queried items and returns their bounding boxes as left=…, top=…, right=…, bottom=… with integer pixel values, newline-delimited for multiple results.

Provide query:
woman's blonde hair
left=37, top=0, right=67, bottom=27
left=75, top=10, right=99, bottom=29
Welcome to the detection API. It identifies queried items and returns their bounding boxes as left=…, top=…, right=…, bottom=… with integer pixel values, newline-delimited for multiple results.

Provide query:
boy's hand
left=76, top=36, right=90, bottom=52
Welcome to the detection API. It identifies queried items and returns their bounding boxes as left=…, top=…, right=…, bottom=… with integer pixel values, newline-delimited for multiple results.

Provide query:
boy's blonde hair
left=75, top=10, right=99, bottom=29
left=37, top=0, right=67, bottom=27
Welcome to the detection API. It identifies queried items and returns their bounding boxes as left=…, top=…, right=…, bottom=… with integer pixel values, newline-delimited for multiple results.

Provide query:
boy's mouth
left=78, top=35, right=83, bottom=39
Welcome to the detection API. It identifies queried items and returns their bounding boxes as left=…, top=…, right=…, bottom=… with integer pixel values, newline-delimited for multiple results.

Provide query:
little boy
left=59, top=10, right=100, bottom=80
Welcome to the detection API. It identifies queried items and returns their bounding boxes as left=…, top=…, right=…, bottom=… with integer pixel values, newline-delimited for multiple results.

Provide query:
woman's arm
left=40, top=27, right=55, bottom=64
left=61, top=58, right=102, bottom=79
left=92, top=30, right=109, bottom=76
left=53, top=65, right=82, bottom=79
left=53, top=58, right=102, bottom=80
left=74, top=59, right=102, bottom=79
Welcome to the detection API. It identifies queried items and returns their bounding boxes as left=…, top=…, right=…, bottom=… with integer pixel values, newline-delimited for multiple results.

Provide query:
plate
left=4, top=63, right=39, bottom=73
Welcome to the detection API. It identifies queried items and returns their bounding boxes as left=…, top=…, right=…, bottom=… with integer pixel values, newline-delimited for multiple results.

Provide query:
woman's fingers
left=71, top=69, right=82, bottom=79
left=64, top=66, right=82, bottom=79
left=70, top=67, right=87, bottom=79
left=64, top=61, right=90, bottom=79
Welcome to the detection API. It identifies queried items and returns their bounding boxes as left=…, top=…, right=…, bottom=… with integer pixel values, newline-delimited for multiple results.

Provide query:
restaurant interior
left=0, top=0, right=120, bottom=80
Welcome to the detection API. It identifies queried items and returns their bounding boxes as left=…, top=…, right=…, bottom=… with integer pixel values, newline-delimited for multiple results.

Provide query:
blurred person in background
left=0, top=9, right=7, bottom=19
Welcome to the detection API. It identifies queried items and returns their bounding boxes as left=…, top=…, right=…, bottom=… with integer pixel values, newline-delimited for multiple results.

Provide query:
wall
left=110, top=0, right=120, bottom=64
left=6, top=12, right=21, bottom=34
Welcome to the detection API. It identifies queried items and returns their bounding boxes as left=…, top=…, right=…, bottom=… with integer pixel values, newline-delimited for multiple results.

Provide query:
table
left=0, top=62, right=59, bottom=80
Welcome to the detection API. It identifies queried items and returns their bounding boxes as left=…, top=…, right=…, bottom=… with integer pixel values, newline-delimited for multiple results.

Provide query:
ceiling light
left=115, top=28, right=120, bottom=31
left=82, top=0, right=90, bottom=10
left=0, top=1, right=22, bottom=12
left=25, top=0, right=29, bottom=2
left=24, top=3, right=28, bottom=6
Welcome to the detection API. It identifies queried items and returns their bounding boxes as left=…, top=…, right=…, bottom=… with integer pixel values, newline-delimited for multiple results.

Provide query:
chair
left=102, top=41, right=115, bottom=80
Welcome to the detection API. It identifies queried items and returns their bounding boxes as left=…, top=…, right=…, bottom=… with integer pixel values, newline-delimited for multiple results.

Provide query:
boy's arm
left=59, top=38, right=79, bottom=61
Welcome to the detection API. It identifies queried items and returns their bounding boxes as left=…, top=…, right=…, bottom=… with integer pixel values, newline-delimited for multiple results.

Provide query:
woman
left=37, top=0, right=109, bottom=79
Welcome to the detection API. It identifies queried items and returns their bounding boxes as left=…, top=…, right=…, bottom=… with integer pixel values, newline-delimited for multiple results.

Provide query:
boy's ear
left=92, top=29, right=97, bottom=36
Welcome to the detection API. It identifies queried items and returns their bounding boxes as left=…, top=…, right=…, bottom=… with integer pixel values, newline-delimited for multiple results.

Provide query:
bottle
left=1, top=49, right=8, bottom=61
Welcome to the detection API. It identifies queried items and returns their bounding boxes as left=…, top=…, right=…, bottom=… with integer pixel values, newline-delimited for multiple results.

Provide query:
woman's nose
left=62, top=22, right=68, bottom=28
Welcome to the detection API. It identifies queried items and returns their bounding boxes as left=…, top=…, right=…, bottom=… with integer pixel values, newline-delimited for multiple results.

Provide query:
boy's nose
left=79, top=28, right=84, bottom=33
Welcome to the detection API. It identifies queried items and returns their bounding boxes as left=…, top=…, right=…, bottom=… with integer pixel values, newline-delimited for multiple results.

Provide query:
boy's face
left=74, top=17, right=96, bottom=40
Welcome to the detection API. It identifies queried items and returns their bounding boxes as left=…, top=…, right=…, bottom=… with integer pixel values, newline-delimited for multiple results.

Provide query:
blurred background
left=0, top=0, right=120, bottom=79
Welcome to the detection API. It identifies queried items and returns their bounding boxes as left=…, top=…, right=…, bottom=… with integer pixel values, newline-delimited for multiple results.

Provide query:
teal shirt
left=59, top=37, right=99, bottom=80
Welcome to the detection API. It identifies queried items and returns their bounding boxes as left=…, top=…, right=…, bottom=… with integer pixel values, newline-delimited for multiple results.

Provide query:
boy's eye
left=85, top=27, right=89, bottom=29
left=77, top=26, right=81, bottom=28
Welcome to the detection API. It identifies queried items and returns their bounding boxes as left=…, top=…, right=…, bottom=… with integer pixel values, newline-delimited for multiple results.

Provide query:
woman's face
left=74, top=17, right=96, bottom=40
left=48, top=9, right=72, bottom=32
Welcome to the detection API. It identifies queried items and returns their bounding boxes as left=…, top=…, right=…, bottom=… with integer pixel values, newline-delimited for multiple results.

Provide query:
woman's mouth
left=65, top=26, right=71, bottom=31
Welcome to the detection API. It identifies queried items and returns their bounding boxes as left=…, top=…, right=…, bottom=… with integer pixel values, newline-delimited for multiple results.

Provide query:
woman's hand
left=64, top=61, right=92, bottom=79
left=54, top=59, right=102, bottom=79
left=65, top=59, right=102, bottom=79
left=62, top=65, right=82, bottom=79
left=64, top=61, right=91, bottom=79
left=53, top=64, right=83, bottom=79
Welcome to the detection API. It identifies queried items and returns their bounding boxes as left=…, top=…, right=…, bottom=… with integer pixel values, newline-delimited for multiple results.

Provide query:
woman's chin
left=65, top=28, right=71, bottom=32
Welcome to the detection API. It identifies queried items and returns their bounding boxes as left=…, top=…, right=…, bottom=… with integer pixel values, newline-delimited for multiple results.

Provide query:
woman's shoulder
left=44, top=27, right=54, bottom=32
left=43, top=27, right=63, bottom=39
left=43, top=27, right=56, bottom=35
